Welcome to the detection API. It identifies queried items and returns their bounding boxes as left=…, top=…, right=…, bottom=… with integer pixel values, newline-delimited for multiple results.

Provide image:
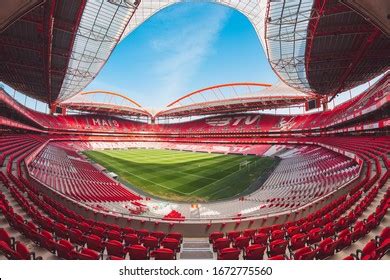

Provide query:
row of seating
left=0, top=136, right=181, bottom=260
left=245, top=146, right=359, bottom=210
left=344, top=227, right=390, bottom=260
left=0, top=228, right=41, bottom=260
left=28, top=141, right=142, bottom=203
left=208, top=136, right=389, bottom=259
left=211, top=185, right=389, bottom=259
left=76, top=141, right=272, bottom=157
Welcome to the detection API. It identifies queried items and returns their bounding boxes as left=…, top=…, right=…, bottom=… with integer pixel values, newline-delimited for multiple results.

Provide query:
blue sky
left=85, top=3, right=278, bottom=109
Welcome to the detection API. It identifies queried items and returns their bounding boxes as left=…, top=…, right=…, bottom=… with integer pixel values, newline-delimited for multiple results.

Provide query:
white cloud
left=148, top=4, right=231, bottom=107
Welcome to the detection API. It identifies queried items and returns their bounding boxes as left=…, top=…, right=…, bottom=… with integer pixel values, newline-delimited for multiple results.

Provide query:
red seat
left=302, top=221, right=315, bottom=233
left=150, top=231, right=166, bottom=242
left=107, top=255, right=125, bottom=260
left=287, top=226, right=300, bottom=237
left=343, top=254, right=355, bottom=260
left=86, top=234, right=105, bottom=252
left=166, top=232, right=183, bottom=243
left=24, top=224, right=41, bottom=245
left=253, top=233, right=268, bottom=245
left=270, top=229, right=285, bottom=241
left=268, top=254, right=287, bottom=260
left=38, top=230, right=57, bottom=253
left=293, top=246, right=317, bottom=260
left=351, top=221, right=366, bottom=242
left=233, top=236, right=250, bottom=250
left=365, top=213, right=380, bottom=232
left=307, top=228, right=322, bottom=245
left=53, top=223, right=68, bottom=239
left=136, top=229, right=149, bottom=238
left=107, top=230, right=122, bottom=242
left=12, top=214, right=26, bottom=232
left=336, top=229, right=352, bottom=252
left=258, top=227, right=271, bottom=235
left=151, top=248, right=175, bottom=260
left=212, top=237, right=230, bottom=252
left=0, top=240, right=42, bottom=260
left=68, top=228, right=86, bottom=247
left=0, top=240, right=23, bottom=260
left=78, top=222, right=91, bottom=233
left=0, top=228, right=15, bottom=249
left=289, top=233, right=307, bottom=251
left=123, top=233, right=139, bottom=246
left=106, top=240, right=126, bottom=258
left=244, top=244, right=265, bottom=260
left=15, top=241, right=40, bottom=260
left=23, top=222, right=39, bottom=241
left=376, top=227, right=390, bottom=257
left=357, top=240, right=379, bottom=260
left=122, top=227, right=135, bottom=235
left=377, top=227, right=390, bottom=241
left=142, top=236, right=159, bottom=251
left=322, top=223, right=335, bottom=238
left=243, top=229, right=256, bottom=239
left=73, top=248, right=100, bottom=260
left=268, top=239, right=288, bottom=257
left=91, top=226, right=106, bottom=237
left=227, top=231, right=241, bottom=241
left=161, top=237, right=181, bottom=253
left=209, top=232, right=224, bottom=243
left=217, top=247, right=240, bottom=260
left=128, top=245, right=149, bottom=260
left=56, top=239, right=75, bottom=260
left=317, top=237, right=338, bottom=259
left=335, top=217, right=349, bottom=231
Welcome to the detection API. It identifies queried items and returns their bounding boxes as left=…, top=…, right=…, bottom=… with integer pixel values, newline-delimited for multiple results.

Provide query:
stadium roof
left=58, top=90, right=152, bottom=118
left=0, top=0, right=87, bottom=104
left=154, top=82, right=313, bottom=118
left=0, top=0, right=140, bottom=104
left=1, top=0, right=389, bottom=105
left=59, top=81, right=312, bottom=118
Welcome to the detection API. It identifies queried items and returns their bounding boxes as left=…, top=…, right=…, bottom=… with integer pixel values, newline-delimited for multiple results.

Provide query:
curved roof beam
left=155, top=81, right=312, bottom=118
left=58, top=90, right=152, bottom=118
left=167, top=82, right=272, bottom=107
left=78, top=90, right=144, bottom=108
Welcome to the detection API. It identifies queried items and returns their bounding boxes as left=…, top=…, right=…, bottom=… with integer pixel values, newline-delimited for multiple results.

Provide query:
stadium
left=0, top=0, right=389, bottom=262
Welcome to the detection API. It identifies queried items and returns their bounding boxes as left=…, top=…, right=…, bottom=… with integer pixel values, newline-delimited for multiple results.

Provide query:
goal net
left=239, top=160, right=251, bottom=170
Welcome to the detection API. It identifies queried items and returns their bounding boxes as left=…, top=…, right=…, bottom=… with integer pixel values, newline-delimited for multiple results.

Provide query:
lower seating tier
left=0, top=134, right=389, bottom=259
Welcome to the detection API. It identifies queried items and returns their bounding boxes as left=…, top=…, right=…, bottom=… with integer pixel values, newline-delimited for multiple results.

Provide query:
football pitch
left=83, top=149, right=276, bottom=202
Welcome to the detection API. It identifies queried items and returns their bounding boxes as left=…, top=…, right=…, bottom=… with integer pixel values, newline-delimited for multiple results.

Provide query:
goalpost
left=239, top=160, right=251, bottom=170
left=239, top=158, right=260, bottom=171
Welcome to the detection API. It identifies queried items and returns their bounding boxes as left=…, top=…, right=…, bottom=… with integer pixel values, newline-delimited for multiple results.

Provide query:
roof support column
left=43, top=0, right=56, bottom=106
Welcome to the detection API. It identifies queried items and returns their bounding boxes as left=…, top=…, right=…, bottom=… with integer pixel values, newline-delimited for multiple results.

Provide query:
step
left=179, top=238, right=214, bottom=259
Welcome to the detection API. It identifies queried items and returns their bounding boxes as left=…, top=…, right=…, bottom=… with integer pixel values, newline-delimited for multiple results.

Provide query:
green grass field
left=83, top=149, right=276, bottom=202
